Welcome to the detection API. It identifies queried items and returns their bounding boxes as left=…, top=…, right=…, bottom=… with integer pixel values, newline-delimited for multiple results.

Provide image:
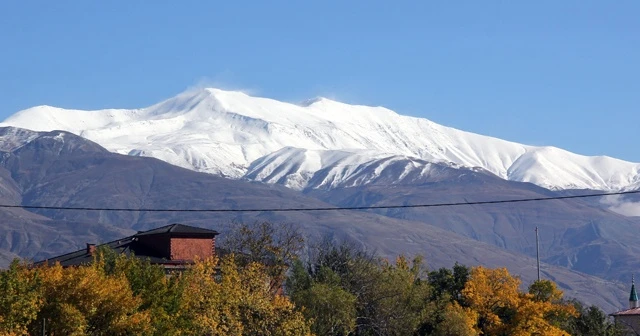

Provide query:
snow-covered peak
left=1, top=88, right=638, bottom=191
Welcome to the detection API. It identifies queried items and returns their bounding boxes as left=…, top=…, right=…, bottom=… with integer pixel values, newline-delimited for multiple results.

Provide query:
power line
left=0, top=190, right=638, bottom=213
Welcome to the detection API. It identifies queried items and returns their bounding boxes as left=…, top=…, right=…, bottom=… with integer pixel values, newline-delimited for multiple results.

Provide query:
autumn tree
left=174, top=256, right=242, bottom=334
left=97, top=247, right=184, bottom=335
left=462, top=267, right=520, bottom=334
left=463, top=267, right=577, bottom=336
left=4, top=229, right=612, bottom=336
left=525, top=280, right=577, bottom=331
left=177, top=255, right=312, bottom=336
left=0, top=260, right=43, bottom=336
left=32, top=260, right=151, bottom=336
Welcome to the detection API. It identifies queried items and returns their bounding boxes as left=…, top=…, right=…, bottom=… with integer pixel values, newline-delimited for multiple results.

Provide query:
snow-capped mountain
left=2, top=88, right=639, bottom=191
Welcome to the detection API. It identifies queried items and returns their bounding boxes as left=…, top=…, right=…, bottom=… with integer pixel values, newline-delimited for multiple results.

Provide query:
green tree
left=289, top=262, right=357, bottom=335
left=563, top=301, right=622, bottom=336
left=428, top=262, right=470, bottom=305
left=416, top=263, right=472, bottom=335
left=364, top=255, right=431, bottom=336
left=432, top=302, right=479, bottom=336
left=220, top=221, right=304, bottom=294
left=290, top=241, right=433, bottom=336
left=529, top=279, right=559, bottom=302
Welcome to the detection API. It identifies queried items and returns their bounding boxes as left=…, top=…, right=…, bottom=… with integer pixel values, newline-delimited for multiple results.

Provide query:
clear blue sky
left=1, top=1, right=638, bottom=161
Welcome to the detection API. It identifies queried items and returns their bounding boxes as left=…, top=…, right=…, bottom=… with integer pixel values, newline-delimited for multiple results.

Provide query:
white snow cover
left=2, top=88, right=639, bottom=191
left=245, top=147, right=452, bottom=190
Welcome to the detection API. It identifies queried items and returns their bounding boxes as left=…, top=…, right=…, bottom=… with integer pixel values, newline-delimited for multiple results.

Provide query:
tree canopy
left=0, top=222, right=623, bottom=336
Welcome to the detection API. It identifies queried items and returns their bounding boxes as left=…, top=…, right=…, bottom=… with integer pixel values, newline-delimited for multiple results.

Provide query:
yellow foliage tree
left=511, top=280, right=577, bottom=336
left=463, top=267, right=520, bottom=334
left=99, top=248, right=183, bottom=335
left=177, top=255, right=312, bottom=336
left=463, top=267, right=576, bottom=336
left=176, top=256, right=243, bottom=335
left=34, top=261, right=151, bottom=336
left=0, top=260, right=43, bottom=336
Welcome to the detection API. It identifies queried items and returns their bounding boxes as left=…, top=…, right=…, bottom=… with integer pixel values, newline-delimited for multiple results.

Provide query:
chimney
left=86, top=243, right=96, bottom=255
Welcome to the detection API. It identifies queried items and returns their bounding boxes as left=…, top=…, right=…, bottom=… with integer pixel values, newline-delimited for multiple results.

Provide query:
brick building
left=37, top=223, right=219, bottom=271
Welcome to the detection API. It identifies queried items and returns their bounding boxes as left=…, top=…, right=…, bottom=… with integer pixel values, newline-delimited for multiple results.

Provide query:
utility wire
left=0, top=190, right=638, bottom=213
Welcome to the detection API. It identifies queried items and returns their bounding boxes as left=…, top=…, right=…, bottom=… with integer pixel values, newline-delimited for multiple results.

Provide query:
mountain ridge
left=2, top=88, right=639, bottom=191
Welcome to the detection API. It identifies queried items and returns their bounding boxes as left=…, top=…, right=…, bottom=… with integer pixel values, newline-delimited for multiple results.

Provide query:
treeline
left=286, top=243, right=620, bottom=336
left=0, top=222, right=623, bottom=335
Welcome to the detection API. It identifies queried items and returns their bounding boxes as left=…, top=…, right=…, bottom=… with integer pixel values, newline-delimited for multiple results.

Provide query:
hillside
left=0, top=126, right=631, bottom=312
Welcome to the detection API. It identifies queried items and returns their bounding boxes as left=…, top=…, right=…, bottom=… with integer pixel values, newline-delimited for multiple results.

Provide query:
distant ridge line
left=2, top=190, right=638, bottom=213
left=3, top=88, right=639, bottom=192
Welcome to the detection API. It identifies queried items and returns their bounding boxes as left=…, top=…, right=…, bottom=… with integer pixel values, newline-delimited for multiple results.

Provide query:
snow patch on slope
left=246, top=147, right=490, bottom=190
left=0, top=127, right=41, bottom=152
left=246, top=148, right=401, bottom=189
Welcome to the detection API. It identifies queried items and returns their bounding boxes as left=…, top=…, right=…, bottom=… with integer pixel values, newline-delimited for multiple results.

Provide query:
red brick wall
left=170, top=237, right=214, bottom=260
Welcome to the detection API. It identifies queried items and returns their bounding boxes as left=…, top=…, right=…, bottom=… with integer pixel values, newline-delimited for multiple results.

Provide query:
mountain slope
left=2, top=88, right=639, bottom=191
left=305, top=174, right=640, bottom=282
left=0, top=126, right=631, bottom=312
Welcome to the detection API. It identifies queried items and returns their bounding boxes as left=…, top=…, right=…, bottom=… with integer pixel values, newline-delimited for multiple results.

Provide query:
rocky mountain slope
left=0, top=126, right=635, bottom=312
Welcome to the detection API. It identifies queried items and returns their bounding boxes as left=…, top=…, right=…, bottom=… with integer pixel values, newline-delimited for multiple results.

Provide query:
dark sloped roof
left=37, top=237, right=139, bottom=267
left=611, top=307, right=640, bottom=316
left=135, top=223, right=219, bottom=236
left=35, top=223, right=218, bottom=267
